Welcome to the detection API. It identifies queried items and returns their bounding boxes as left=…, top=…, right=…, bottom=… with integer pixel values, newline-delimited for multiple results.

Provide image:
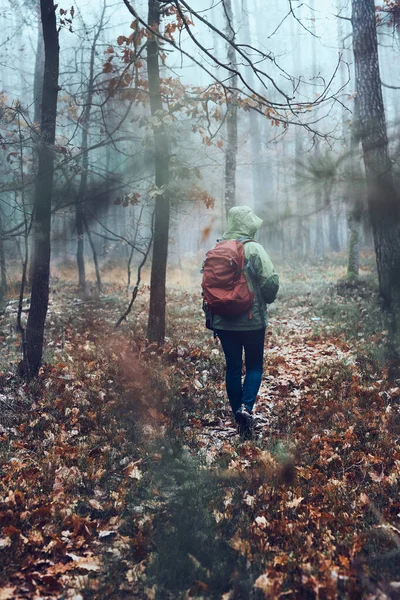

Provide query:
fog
left=0, top=0, right=399, bottom=276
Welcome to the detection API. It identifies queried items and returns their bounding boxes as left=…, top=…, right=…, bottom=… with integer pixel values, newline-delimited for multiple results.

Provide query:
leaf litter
left=0, top=271, right=399, bottom=599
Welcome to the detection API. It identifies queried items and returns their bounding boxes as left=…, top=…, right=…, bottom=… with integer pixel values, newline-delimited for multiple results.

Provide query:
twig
left=115, top=210, right=155, bottom=328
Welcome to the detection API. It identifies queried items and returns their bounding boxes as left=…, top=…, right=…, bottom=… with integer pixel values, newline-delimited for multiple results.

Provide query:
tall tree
left=290, top=8, right=307, bottom=257
left=335, top=0, right=364, bottom=278
left=76, top=4, right=106, bottom=292
left=352, top=0, right=400, bottom=369
left=223, top=0, right=238, bottom=219
left=0, top=209, right=7, bottom=301
left=22, top=0, right=59, bottom=378
left=146, top=0, right=170, bottom=344
left=33, top=3, right=45, bottom=127
left=309, top=0, right=325, bottom=258
left=241, top=0, right=270, bottom=218
left=346, top=95, right=364, bottom=280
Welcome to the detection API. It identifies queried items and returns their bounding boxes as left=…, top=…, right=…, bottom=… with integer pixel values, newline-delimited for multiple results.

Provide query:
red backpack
left=201, top=239, right=254, bottom=317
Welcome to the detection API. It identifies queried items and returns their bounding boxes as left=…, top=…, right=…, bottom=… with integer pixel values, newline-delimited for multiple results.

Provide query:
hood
left=223, top=205, right=263, bottom=240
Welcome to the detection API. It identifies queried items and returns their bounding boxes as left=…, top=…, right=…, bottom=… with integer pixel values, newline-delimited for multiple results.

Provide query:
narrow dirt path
left=191, top=305, right=355, bottom=455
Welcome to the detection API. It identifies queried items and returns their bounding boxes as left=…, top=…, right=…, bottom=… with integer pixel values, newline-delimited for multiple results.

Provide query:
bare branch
left=115, top=209, right=155, bottom=328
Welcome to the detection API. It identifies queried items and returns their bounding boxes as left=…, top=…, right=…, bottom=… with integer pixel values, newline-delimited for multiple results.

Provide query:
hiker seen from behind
left=201, top=206, right=279, bottom=439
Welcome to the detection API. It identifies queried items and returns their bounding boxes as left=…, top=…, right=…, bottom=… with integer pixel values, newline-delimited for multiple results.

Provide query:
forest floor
left=0, top=254, right=399, bottom=600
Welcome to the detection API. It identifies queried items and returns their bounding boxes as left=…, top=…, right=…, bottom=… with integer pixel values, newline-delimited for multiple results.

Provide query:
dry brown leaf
left=369, top=470, right=384, bottom=483
left=0, top=588, right=16, bottom=600
left=88, top=498, right=103, bottom=511
left=254, top=574, right=273, bottom=594
left=286, top=497, right=304, bottom=509
left=255, top=516, right=268, bottom=528
left=229, top=533, right=251, bottom=556
left=124, top=461, right=143, bottom=480
left=66, top=552, right=101, bottom=572
left=243, top=493, right=254, bottom=507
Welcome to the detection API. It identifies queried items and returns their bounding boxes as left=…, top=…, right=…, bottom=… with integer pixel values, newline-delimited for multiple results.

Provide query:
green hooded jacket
left=211, top=205, right=279, bottom=331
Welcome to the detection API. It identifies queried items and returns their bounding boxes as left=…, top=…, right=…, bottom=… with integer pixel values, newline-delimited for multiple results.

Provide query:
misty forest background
left=0, top=0, right=400, bottom=599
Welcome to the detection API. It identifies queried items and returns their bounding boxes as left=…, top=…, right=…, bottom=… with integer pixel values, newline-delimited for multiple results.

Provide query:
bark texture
left=310, top=0, right=325, bottom=259
left=76, top=9, right=105, bottom=292
left=24, top=0, right=59, bottom=379
left=146, top=0, right=170, bottom=344
left=347, top=96, right=364, bottom=280
left=223, top=0, right=238, bottom=220
left=0, top=212, right=7, bottom=300
left=352, top=0, right=400, bottom=372
left=33, top=7, right=45, bottom=127
left=327, top=190, right=340, bottom=253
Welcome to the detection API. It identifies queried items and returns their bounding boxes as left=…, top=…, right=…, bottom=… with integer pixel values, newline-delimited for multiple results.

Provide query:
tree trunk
left=327, top=195, right=341, bottom=252
left=76, top=6, right=106, bottom=292
left=23, top=0, right=59, bottom=379
left=146, top=0, right=170, bottom=345
left=0, top=211, right=7, bottom=301
left=294, top=131, right=305, bottom=256
left=33, top=6, right=45, bottom=127
left=314, top=169, right=325, bottom=258
left=347, top=96, right=364, bottom=280
left=347, top=212, right=361, bottom=279
left=223, top=0, right=238, bottom=220
left=352, top=0, right=400, bottom=373
left=309, top=0, right=325, bottom=259
left=28, top=7, right=46, bottom=289
left=84, top=217, right=102, bottom=292
left=337, top=0, right=363, bottom=278
left=241, top=0, right=267, bottom=216
left=76, top=207, right=86, bottom=290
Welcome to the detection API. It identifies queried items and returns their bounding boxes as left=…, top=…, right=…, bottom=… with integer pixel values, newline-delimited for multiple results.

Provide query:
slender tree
left=241, top=0, right=269, bottom=217
left=22, top=0, right=59, bottom=378
left=335, top=0, right=364, bottom=278
left=290, top=9, right=307, bottom=257
left=33, top=3, right=45, bottom=127
left=352, top=0, right=400, bottom=370
left=76, top=4, right=106, bottom=292
left=223, top=0, right=238, bottom=219
left=146, top=0, right=170, bottom=344
left=309, top=0, right=325, bottom=258
left=0, top=209, right=7, bottom=300
left=347, top=95, right=364, bottom=280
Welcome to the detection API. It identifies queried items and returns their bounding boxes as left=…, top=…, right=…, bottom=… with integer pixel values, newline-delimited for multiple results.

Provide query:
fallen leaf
left=124, top=461, right=143, bottom=480
left=286, top=497, right=304, bottom=509
left=0, top=537, right=12, bottom=549
left=254, top=574, right=273, bottom=594
left=255, top=516, right=268, bottom=528
left=66, top=552, right=101, bottom=572
left=369, top=470, right=384, bottom=483
left=98, top=530, right=116, bottom=539
left=88, top=498, right=103, bottom=511
left=0, top=588, right=16, bottom=600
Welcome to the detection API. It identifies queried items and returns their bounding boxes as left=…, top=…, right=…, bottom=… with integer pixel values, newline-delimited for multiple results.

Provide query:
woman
left=209, top=205, right=279, bottom=438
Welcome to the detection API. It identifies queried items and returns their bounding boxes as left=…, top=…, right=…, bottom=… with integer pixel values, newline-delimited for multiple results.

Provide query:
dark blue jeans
left=215, top=329, right=265, bottom=415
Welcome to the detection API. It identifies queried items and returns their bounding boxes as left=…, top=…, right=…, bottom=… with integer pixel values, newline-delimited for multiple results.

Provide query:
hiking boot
left=235, top=406, right=253, bottom=440
left=238, top=422, right=254, bottom=440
